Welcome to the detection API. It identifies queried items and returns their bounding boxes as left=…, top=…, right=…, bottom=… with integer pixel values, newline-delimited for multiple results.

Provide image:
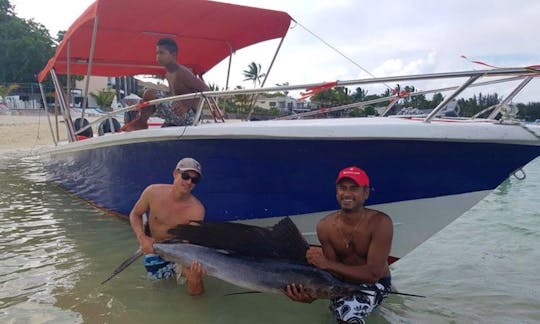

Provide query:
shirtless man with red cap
left=284, top=166, right=393, bottom=323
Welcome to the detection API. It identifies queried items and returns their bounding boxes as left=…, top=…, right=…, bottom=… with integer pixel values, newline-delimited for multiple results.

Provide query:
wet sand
left=0, top=114, right=68, bottom=151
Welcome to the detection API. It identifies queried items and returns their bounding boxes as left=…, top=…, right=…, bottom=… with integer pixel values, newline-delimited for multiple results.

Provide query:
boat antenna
left=291, top=18, right=392, bottom=90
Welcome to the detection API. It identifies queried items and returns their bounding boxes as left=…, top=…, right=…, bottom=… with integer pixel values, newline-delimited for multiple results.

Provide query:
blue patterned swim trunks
left=143, top=254, right=176, bottom=279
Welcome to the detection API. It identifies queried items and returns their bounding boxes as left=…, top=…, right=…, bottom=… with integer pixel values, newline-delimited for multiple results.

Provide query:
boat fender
left=98, top=118, right=121, bottom=136
left=73, top=117, right=93, bottom=138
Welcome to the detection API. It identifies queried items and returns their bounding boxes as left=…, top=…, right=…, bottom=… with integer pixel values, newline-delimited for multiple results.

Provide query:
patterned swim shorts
left=330, top=277, right=391, bottom=323
left=154, top=103, right=195, bottom=126
left=143, top=254, right=176, bottom=279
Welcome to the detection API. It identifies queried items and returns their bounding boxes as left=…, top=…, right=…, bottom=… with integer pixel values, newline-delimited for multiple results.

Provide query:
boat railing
left=46, top=66, right=540, bottom=142
left=279, top=75, right=530, bottom=120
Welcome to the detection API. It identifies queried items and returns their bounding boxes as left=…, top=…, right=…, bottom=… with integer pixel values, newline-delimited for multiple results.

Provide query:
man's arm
left=171, top=66, right=209, bottom=94
left=181, top=200, right=206, bottom=295
left=317, top=217, right=340, bottom=263
left=309, top=214, right=393, bottom=284
left=189, top=75, right=209, bottom=92
left=169, top=69, right=209, bottom=116
left=129, top=187, right=155, bottom=254
left=283, top=216, right=334, bottom=303
left=181, top=67, right=209, bottom=93
left=188, top=201, right=205, bottom=224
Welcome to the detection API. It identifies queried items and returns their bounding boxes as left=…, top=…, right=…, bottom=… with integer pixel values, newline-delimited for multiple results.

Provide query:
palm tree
left=0, top=83, right=19, bottom=105
left=275, top=82, right=290, bottom=96
left=243, top=62, right=266, bottom=120
left=90, top=89, right=115, bottom=111
left=352, top=87, right=367, bottom=101
left=207, top=83, right=220, bottom=91
left=243, top=62, right=266, bottom=88
left=233, top=85, right=251, bottom=114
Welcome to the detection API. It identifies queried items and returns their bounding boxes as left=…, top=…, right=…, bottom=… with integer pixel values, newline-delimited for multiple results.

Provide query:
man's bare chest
left=149, top=199, right=192, bottom=223
left=332, top=227, right=371, bottom=261
left=166, top=75, right=191, bottom=95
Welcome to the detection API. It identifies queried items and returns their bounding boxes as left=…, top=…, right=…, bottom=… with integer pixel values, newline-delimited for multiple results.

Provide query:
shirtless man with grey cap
left=129, top=157, right=206, bottom=295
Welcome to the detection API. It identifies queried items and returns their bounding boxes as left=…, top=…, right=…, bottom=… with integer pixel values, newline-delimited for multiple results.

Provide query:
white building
left=255, top=95, right=311, bottom=113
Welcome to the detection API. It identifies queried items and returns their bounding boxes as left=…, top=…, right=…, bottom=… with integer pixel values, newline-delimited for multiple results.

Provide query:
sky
left=10, top=0, right=540, bottom=103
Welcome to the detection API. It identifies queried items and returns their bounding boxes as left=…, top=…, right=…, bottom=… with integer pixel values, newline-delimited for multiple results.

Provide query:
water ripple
left=1, top=151, right=539, bottom=323
left=0, top=152, right=85, bottom=323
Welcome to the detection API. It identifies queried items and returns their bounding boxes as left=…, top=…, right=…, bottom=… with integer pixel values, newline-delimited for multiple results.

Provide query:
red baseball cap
left=336, top=166, right=370, bottom=186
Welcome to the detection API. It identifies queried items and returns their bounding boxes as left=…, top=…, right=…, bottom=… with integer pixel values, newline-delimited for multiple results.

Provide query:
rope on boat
left=518, top=122, right=540, bottom=140
left=29, top=111, right=44, bottom=152
left=497, top=103, right=540, bottom=140
left=291, top=19, right=393, bottom=91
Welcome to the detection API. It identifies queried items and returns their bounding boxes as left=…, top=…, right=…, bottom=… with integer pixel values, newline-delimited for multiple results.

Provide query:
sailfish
left=103, top=217, right=423, bottom=299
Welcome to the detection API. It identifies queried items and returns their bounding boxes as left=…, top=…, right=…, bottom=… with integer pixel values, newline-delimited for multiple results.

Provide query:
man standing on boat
left=129, top=157, right=206, bottom=295
left=284, top=166, right=393, bottom=323
left=122, top=38, right=210, bottom=131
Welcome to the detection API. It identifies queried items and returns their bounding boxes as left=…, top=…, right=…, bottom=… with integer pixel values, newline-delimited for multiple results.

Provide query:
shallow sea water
left=1, top=149, right=539, bottom=323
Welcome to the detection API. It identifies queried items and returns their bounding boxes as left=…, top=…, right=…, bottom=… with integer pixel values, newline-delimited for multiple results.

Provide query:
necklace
left=337, top=209, right=364, bottom=249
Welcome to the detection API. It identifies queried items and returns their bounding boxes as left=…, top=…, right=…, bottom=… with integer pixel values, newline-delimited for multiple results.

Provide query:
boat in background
left=37, top=0, right=540, bottom=262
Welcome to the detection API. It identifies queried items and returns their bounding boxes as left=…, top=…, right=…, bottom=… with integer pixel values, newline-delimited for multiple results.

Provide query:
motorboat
left=37, top=0, right=540, bottom=261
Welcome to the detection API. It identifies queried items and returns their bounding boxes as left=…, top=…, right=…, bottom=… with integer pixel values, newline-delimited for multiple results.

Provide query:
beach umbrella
left=124, top=93, right=142, bottom=101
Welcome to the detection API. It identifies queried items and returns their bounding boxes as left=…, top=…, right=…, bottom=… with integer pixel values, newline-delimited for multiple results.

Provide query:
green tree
left=516, top=102, right=540, bottom=121
left=431, top=93, right=444, bottom=107
left=478, top=93, right=500, bottom=107
left=363, top=106, right=378, bottom=116
left=0, top=0, right=14, bottom=15
left=243, top=62, right=265, bottom=87
left=269, top=107, right=280, bottom=116
left=351, top=87, right=368, bottom=101
left=400, top=85, right=415, bottom=106
left=0, top=83, right=18, bottom=104
left=311, top=87, right=351, bottom=108
left=232, top=85, right=250, bottom=114
left=275, top=82, right=289, bottom=96
left=56, top=30, right=66, bottom=43
left=457, top=93, right=500, bottom=117
left=243, top=62, right=266, bottom=120
left=207, top=83, right=220, bottom=91
left=0, top=0, right=55, bottom=82
left=90, top=89, right=115, bottom=111
left=458, top=96, right=480, bottom=117
left=349, top=105, right=379, bottom=117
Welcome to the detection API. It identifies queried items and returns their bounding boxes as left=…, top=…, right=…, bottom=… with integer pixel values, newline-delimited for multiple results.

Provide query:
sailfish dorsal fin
left=167, top=217, right=309, bottom=262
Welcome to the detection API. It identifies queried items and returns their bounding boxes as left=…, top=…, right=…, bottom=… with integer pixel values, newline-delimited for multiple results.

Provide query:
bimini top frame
left=37, top=0, right=293, bottom=143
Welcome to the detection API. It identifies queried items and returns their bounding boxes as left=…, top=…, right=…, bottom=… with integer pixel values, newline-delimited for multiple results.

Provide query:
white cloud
left=10, top=0, right=540, bottom=102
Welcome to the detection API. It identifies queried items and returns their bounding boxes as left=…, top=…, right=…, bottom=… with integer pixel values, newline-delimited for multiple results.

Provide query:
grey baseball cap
left=175, top=157, right=202, bottom=176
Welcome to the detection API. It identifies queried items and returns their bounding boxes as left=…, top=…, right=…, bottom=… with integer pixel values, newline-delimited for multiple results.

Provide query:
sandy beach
left=0, top=113, right=69, bottom=151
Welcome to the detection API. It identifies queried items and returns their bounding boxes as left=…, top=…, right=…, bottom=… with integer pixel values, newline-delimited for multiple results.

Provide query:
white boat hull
left=238, top=190, right=492, bottom=260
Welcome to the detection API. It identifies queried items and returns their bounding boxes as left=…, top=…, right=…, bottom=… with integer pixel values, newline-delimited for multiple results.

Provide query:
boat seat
left=73, top=118, right=93, bottom=138
left=98, top=118, right=121, bottom=136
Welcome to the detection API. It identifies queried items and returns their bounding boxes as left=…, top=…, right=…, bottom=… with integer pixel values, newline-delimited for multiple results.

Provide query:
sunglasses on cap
left=179, top=171, right=201, bottom=184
